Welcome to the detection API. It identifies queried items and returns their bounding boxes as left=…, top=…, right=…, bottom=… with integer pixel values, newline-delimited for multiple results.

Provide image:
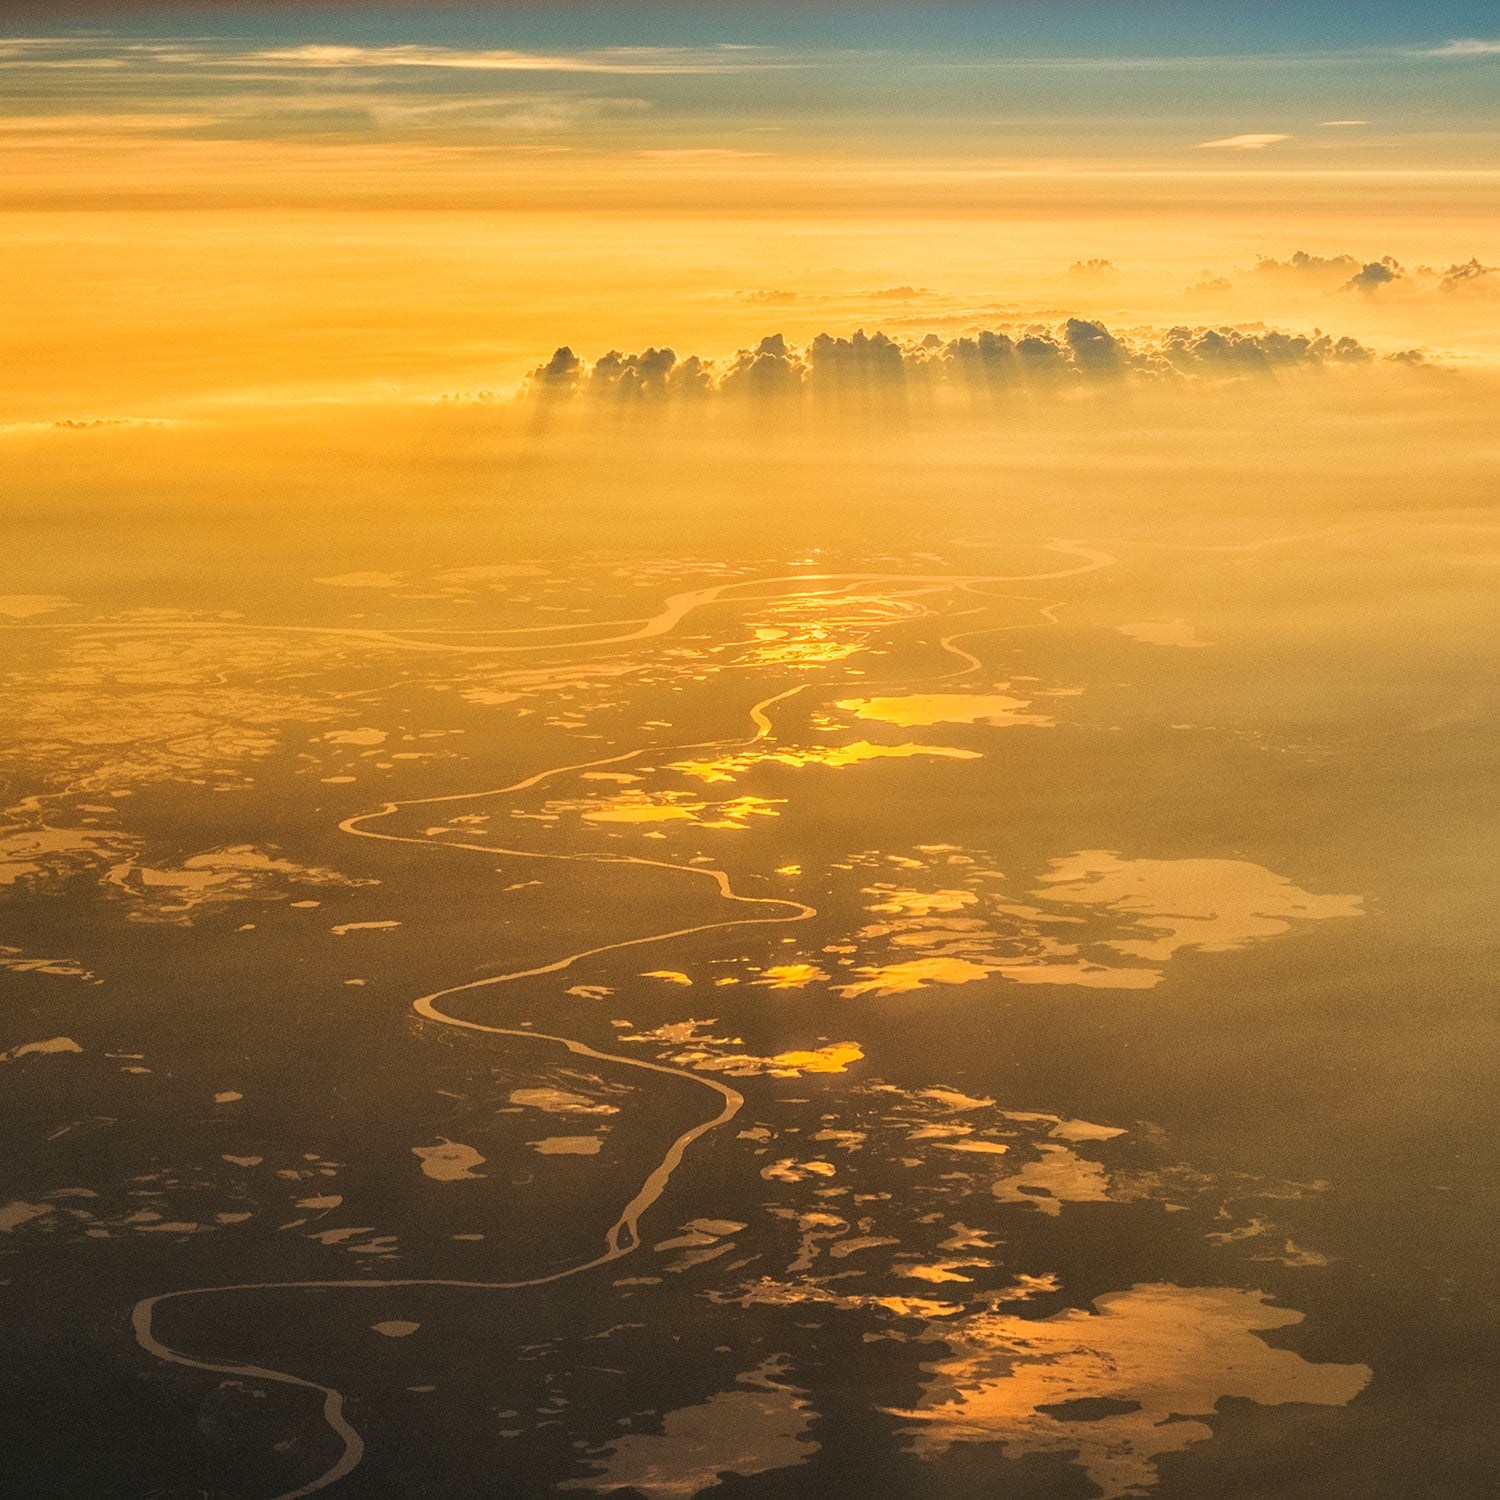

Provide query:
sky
left=6, top=1, right=1499, bottom=183
left=2, top=2, right=1496, bottom=422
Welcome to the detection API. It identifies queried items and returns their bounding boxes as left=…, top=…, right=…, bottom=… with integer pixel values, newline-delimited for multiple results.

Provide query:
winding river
left=122, top=543, right=1117, bottom=1497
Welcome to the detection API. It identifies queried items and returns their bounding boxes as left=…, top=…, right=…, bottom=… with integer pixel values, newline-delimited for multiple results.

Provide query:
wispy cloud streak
left=0, top=37, right=798, bottom=76
left=1416, top=38, right=1500, bottom=57
left=1196, top=134, right=1291, bottom=151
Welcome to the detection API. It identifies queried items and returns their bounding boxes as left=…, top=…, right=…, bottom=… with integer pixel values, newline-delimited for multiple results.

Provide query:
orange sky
left=3, top=9, right=1497, bottom=421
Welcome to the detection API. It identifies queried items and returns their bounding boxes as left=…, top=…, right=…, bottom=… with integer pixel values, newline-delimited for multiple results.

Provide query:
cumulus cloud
left=739, top=289, right=801, bottom=306
left=1339, top=256, right=1404, bottom=295
left=520, top=321, right=1401, bottom=407
left=528, top=343, right=713, bottom=401
left=1252, top=250, right=1362, bottom=281
left=1437, top=256, right=1498, bottom=297
left=1246, top=248, right=1497, bottom=302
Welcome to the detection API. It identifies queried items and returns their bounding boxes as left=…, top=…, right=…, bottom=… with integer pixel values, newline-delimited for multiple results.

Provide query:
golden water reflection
left=831, top=850, right=1363, bottom=997
left=889, top=1284, right=1372, bottom=1498
left=617, top=1020, right=865, bottom=1079
left=1033, top=852, right=1365, bottom=959
left=563, top=1358, right=816, bottom=1497
left=836, top=692, right=1055, bottom=728
left=536, top=790, right=785, bottom=830
left=669, top=742, right=980, bottom=782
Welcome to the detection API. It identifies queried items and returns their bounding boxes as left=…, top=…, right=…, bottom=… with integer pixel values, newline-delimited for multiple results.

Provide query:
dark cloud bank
left=520, top=321, right=1422, bottom=407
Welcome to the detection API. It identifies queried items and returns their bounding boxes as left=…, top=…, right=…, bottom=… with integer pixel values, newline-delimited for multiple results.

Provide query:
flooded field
left=3, top=408, right=1495, bottom=1494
